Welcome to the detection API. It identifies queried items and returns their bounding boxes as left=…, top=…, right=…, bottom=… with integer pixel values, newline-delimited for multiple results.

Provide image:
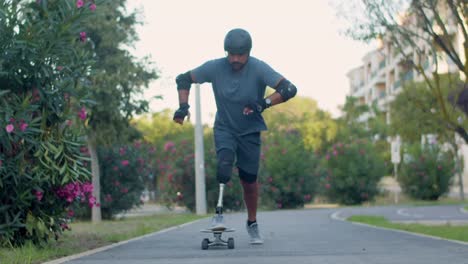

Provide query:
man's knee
left=238, top=167, right=257, bottom=184
left=217, top=149, right=235, bottom=183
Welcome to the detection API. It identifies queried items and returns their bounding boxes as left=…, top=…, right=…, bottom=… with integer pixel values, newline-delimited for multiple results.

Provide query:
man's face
left=227, top=52, right=249, bottom=71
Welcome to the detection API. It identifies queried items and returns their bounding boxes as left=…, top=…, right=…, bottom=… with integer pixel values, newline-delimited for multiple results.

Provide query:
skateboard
left=200, top=183, right=235, bottom=250
left=200, top=227, right=235, bottom=249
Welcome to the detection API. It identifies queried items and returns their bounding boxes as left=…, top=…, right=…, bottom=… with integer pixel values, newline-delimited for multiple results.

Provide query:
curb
left=330, top=210, right=468, bottom=246
left=42, top=218, right=205, bottom=264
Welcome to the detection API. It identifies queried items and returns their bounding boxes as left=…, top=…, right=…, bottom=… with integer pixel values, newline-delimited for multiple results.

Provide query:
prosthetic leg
left=200, top=183, right=235, bottom=250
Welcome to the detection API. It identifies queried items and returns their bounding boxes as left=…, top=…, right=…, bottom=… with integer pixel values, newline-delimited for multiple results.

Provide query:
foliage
left=263, top=96, right=337, bottom=152
left=389, top=73, right=464, bottom=143
left=399, top=142, right=455, bottom=200
left=322, top=139, right=386, bottom=205
left=259, top=130, right=320, bottom=209
left=336, top=96, right=392, bottom=174
left=81, top=0, right=159, bottom=145
left=96, top=142, right=154, bottom=219
left=0, top=0, right=97, bottom=246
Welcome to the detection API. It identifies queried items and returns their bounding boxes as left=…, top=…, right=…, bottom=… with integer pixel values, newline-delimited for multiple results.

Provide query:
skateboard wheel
left=201, top=238, right=209, bottom=250
left=228, top=237, right=234, bottom=249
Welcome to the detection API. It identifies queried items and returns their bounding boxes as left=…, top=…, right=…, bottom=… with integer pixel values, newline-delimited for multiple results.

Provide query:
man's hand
left=243, top=99, right=268, bottom=115
left=173, top=103, right=190, bottom=124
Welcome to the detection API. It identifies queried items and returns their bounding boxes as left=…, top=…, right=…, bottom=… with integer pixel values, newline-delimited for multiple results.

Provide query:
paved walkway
left=47, top=205, right=468, bottom=264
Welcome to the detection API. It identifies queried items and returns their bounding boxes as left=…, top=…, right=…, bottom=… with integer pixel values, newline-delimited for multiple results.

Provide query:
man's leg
left=239, top=169, right=258, bottom=222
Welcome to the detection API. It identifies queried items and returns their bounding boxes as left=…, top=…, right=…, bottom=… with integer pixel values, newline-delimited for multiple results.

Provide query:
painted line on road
left=330, top=210, right=468, bottom=247
left=43, top=218, right=206, bottom=264
left=396, top=208, right=423, bottom=218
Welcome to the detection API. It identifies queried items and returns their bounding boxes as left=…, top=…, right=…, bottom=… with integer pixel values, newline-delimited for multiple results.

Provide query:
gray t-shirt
left=191, top=56, right=283, bottom=135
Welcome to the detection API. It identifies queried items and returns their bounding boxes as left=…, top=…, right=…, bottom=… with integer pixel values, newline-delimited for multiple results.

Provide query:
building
left=346, top=2, right=467, bottom=196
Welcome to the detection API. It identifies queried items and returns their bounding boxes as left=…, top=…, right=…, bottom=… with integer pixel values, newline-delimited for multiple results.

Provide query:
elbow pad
left=276, top=79, right=297, bottom=101
left=176, top=71, right=193, bottom=90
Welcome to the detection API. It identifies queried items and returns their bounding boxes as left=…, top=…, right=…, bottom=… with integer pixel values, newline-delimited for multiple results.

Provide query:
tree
left=335, top=96, right=388, bottom=140
left=81, top=0, right=158, bottom=222
left=263, top=95, right=338, bottom=152
left=336, top=0, right=468, bottom=143
left=390, top=73, right=465, bottom=199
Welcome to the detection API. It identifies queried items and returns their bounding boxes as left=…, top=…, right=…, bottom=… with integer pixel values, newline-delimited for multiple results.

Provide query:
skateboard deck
left=200, top=227, right=235, bottom=233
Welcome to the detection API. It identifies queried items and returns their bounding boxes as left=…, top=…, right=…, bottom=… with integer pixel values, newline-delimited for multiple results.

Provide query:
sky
left=126, top=0, right=374, bottom=125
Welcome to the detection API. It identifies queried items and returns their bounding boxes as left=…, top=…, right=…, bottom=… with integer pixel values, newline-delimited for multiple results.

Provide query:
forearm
left=265, top=92, right=284, bottom=107
left=178, top=89, right=190, bottom=105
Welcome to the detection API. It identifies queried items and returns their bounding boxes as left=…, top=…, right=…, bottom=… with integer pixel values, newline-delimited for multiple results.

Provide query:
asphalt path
left=50, top=205, right=468, bottom=264
left=333, top=204, right=468, bottom=224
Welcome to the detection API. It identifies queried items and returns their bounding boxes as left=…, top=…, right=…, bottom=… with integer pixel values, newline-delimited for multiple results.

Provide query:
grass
left=0, top=213, right=205, bottom=264
left=348, top=215, right=468, bottom=243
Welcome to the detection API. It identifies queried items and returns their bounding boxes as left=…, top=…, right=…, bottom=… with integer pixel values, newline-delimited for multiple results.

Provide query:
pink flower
left=104, top=194, right=112, bottom=202
left=164, top=141, right=175, bottom=151
left=89, top=3, right=96, bottom=11
left=78, top=106, right=87, bottom=120
left=35, top=190, right=43, bottom=201
left=119, top=147, right=126, bottom=156
left=76, top=0, right=84, bottom=8
left=88, top=196, right=96, bottom=208
left=5, top=124, right=14, bottom=133
left=19, top=121, right=28, bottom=132
left=68, top=210, right=75, bottom=217
left=60, top=222, right=69, bottom=230
left=134, top=141, right=141, bottom=148
left=56, top=65, right=63, bottom=71
left=325, top=183, right=331, bottom=189
left=121, top=187, right=129, bottom=193
left=66, top=120, right=73, bottom=126
left=121, top=160, right=129, bottom=166
left=80, top=31, right=87, bottom=42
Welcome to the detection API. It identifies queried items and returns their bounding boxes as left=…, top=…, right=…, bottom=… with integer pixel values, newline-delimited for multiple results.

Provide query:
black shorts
left=214, top=128, right=261, bottom=180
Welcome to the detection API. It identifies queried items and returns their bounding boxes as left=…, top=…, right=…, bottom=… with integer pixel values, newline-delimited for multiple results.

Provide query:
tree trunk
left=88, top=132, right=102, bottom=223
left=452, top=138, right=465, bottom=201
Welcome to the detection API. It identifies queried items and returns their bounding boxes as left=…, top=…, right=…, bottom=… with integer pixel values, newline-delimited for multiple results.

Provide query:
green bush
left=0, top=0, right=97, bottom=246
left=259, top=130, right=319, bottom=209
left=96, top=141, right=153, bottom=219
left=157, top=139, right=197, bottom=211
left=322, top=139, right=386, bottom=205
left=399, top=143, right=455, bottom=200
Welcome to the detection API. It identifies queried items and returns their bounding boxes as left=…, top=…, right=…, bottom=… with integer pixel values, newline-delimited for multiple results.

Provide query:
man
left=173, top=28, right=297, bottom=244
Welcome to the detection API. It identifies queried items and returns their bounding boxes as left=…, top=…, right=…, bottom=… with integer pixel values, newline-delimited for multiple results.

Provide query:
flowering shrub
left=0, top=1, right=98, bottom=246
left=157, top=139, right=197, bottom=210
left=259, top=131, right=320, bottom=209
left=322, top=139, right=386, bottom=205
left=97, top=141, right=153, bottom=219
left=399, top=143, right=455, bottom=200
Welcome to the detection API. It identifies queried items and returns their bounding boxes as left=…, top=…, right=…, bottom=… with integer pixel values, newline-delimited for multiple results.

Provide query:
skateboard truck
left=200, top=183, right=235, bottom=250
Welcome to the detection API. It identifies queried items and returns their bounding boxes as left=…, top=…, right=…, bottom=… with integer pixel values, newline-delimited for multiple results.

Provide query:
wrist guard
left=173, top=103, right=190, bottom=120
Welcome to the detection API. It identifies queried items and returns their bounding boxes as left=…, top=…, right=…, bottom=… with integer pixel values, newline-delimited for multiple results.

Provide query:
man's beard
left=230, top=62, right=244, bottom=71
